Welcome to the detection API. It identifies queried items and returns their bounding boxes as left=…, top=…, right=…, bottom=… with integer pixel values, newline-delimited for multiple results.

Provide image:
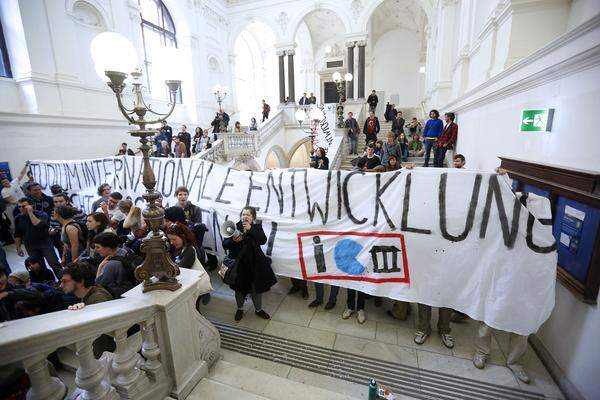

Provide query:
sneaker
left=302, top=288, right=309, bottom=300
left=440, top=333, right=455, bottom=349
left=473, top=353, right=487, bottom=369
left=234, top=310, right=244, bottom=321
left=357, top=310, right=366, bottom=324
left=414, top=330, right=429, bottom=345
left=508, top=366, right=531, bottom=384
left=308, top=299, right=322, bottom=308
left=255, top=310, right=270, bottom=320
left=342, top=309, right=354, bottom=319
left=324, top=301, right=336, bottom=310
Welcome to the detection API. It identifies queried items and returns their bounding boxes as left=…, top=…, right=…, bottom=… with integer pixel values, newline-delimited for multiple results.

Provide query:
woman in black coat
left=222, top=206, right=277, bottom=321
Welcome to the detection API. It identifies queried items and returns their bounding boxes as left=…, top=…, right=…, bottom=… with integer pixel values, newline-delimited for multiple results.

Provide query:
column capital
left=286, top=49, right=296, bottom=56
left=276, top=50, right=286, bottom=57
left=345, top=41, right=356, bottom=48
left=356, top=40, right=367, bottom=47
left=274, top=42, right=296, bottom=53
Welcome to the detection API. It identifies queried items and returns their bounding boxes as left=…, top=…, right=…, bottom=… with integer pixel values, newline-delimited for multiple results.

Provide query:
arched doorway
left=288, top=139, right=312, bottom=168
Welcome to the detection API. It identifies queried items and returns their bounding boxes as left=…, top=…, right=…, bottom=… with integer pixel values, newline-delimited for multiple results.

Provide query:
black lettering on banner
left=245, top=171, right=262, bottom=212
left=29, top=163, right=41, bottom=185
left=189, top=161, right=205, bottom=202
left=479, top=175, right=521, bottom=248
left=265, top=171, right=284, bottom=214
left=211, top=210, right=223, bottom=253
left=102, top=158, right=112, bottom=184
left=113, top=158, right=124, bottom=190
left=216, top=167, right=235, bottom=205
left=438, top=173, right=482, bottom=241
left=337, top=170, right=342, bottom=220
left=374, top=171, right=401, bottom=229
left=176, top=159, right=192, bottom=189
left=161, top=159, right=176, bottom=197
left=83, top=161, right=97, bottom=188
left=290, top=169, right=298, bottom=217
left=343, top=171, right=367, bottom=225
left=526, top=214, right=557, bottom=253
left=47, top=164, right=57, bottom=188
left=123, top=156, right=133, bottom=189
left=201, top=162, right=213, bottom=201
left=266, top=221, right=278, bottom=256
left=93, top=160, right=103, bottom=185
left=307, top=171, right=331, bottom=224
left=401, top=173, right=431, bottom=234
left=199, top=208, right=211, bottom=227
left=65, top=163, right=81, bottom=190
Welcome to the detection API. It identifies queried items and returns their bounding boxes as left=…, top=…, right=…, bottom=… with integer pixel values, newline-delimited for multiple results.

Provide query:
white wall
left=0, top=0, right=232, bottom=176
left=371, top=29, right=422, bottom=109
left=443, top=14, right=600, bottom=400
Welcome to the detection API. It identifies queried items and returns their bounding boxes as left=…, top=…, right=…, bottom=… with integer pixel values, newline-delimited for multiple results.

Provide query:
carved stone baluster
left=110, top=327, right=150, bottom=398
left=140, top=319, right=164, bottom=381
left=22, top=354, right=67, bottom=400
left=74, top=339, right=118, bottom=400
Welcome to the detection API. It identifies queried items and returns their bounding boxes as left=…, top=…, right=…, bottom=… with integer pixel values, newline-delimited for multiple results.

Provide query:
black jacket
left=222, top=221, right=277, bottom=295
left=367, top=94, right=378, bottom=107
left=363, top=117, right=381, bottom=136
left=392, top=118, right=405, bottom=134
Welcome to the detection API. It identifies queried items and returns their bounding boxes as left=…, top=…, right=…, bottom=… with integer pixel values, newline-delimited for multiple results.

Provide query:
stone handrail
left=195, top=138, right=224, bottom=161
left=258, top=109, right=284, bottom=147
left=0, top=269, right=220, bottom=400
left=329, top=134, right=346, bottom=170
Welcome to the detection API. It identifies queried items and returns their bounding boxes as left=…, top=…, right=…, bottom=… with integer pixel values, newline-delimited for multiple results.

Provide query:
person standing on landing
left=223, top=206, right=277, bottom=322
left=422, top=109, right=443, bottom=167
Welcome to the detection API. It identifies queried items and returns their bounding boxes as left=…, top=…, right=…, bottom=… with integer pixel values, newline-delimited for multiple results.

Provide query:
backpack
left=110, top=250, right=144, bottom=286
left=265, top=104, right=271, bottom=113
left=66, top=220, right=88, bottom=245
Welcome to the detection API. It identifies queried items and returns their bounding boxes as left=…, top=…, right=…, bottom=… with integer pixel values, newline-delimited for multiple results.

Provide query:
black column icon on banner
left=313, top=236, right=326, bottom=273
left=370, top=245, right=401, bottom=273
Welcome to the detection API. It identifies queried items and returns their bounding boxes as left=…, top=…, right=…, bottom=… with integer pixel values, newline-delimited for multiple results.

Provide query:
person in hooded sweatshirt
left=175, top=186, right=202, bottom=224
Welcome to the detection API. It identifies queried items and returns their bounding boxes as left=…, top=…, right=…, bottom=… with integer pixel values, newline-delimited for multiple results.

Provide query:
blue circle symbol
left=334, top=239, right=365, bottom=276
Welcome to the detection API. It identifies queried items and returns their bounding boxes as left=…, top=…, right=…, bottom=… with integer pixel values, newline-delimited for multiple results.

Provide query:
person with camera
left=344, top=111, right=359, bottom=155
left=222, top=206, right=277, bottom=322
left=311, top=147, right=329, bottom=170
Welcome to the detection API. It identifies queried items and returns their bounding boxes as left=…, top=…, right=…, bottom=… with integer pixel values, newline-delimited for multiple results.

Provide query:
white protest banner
left=29, top=156, right=557, bottom=335
left=313, top=104, right=336, bottom=150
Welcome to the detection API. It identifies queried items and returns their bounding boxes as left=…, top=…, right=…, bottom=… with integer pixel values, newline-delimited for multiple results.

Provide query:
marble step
left=188, top=359, right=363, bottom=400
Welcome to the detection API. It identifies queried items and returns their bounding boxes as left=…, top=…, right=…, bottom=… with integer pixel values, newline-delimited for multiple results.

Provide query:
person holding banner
left=222, top=206, right=277, bottom=322
left=415, top=304, right=454, bottom=348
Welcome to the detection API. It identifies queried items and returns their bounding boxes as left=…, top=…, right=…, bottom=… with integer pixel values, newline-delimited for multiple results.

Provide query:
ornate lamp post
left=295, top=106, right=324, bottom=150
left=91, top=32, right=181, bottom=292
left=212, top=84, right=229, bottom=133
left=332, top=71, right=353, bottom=128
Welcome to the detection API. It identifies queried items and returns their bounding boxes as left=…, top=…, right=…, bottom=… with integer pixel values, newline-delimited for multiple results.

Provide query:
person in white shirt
left=1, top=163, right=29, bottom=231
left=95, top=192, right=126, bottom=229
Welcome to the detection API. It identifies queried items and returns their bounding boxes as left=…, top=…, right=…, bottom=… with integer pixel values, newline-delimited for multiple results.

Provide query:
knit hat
left=9, top=270, right=30, bottom=284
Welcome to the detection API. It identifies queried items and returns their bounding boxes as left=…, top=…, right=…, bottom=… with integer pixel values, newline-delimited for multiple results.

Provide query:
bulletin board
left=500, top=157, right=600, bottom=303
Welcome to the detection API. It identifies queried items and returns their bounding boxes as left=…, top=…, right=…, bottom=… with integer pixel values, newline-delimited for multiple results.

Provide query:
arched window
left=0, top=18, right=12, bottom=78
left=139, top=0, right=181, bottom=102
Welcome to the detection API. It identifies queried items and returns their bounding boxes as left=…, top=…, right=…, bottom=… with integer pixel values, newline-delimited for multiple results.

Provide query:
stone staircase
left=339, top=121, right=426, bottom=170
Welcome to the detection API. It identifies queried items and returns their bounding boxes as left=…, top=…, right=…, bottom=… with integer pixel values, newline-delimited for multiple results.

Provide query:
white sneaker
left=414, top=330, right=429, bottom=345
left=357, top=310, right=366, bottom=324
left=342, top=309, right=354, bottom=319
left=440, top=333, right=455, bottom=349
left=508, top=366, right=531, bottom=384
left=473, top=353, right=486, bottom=369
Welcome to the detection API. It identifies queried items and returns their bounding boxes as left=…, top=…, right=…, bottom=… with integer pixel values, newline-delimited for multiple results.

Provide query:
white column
left=431, top=0, right=458, bottom=106
left=21, top=354, right=66, bottom=400
left=74, top=339, right=118, bottom=400
left=110, top=327, right=150, bottom=398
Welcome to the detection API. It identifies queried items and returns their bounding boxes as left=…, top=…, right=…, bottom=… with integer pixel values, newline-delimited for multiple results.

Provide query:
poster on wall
left=28, top=156, right=558, bottom=335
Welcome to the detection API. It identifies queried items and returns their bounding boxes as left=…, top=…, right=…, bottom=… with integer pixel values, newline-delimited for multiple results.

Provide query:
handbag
left=221, top=256, right=238, bottom=286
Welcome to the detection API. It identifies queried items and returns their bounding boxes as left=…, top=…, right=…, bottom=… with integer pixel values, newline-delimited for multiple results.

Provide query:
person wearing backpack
left=53, top=205, right=86, bottom=266
left=262, top=99, right=270, bottom=122
left=92, top=232, right=137, bottom=298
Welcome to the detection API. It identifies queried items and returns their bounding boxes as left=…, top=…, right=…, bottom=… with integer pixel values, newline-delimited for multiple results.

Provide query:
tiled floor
left=2, top=244, right=564, bottom=399
left=200, top=267, right=565, bottom=400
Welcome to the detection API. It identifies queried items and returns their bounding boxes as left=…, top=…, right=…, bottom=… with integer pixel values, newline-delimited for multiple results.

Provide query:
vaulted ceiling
left=301, top=9, right=346, bottom=56
left=370, top=0, right=428, bottom=43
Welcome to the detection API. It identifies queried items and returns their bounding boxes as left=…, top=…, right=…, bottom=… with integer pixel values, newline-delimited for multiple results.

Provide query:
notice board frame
left=499, top=157, right=600, bottom=303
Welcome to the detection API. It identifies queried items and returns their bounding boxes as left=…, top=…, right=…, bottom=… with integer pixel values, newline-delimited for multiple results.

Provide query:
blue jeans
left=434, top=146, right=447, bottom=167
left=349, top=137, right=358, bottom=155
left=314, top=283, right=340, bottom=303
left=423, top=139, right=435, bottom=167
left=401, top=145, right=409, bottom=161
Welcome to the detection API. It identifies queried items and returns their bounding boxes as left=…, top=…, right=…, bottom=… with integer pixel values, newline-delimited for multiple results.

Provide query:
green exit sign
left=519, top=109, right=554, bottom=132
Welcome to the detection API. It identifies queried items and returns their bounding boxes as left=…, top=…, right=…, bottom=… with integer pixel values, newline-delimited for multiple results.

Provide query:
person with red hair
left=164, top=222, right=199, bottom=270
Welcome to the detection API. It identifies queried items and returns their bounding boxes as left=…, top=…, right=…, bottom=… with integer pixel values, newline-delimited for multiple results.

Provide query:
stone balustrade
left=0, top=269, right=220, bottom=400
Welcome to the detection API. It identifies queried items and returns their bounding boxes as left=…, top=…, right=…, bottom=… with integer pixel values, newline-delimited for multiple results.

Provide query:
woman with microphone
left=222, top=206, right=277, bottom=321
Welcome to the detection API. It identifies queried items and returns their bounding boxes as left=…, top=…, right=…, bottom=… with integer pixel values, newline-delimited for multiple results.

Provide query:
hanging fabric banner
left=29, top=156, right=557, bottom=335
